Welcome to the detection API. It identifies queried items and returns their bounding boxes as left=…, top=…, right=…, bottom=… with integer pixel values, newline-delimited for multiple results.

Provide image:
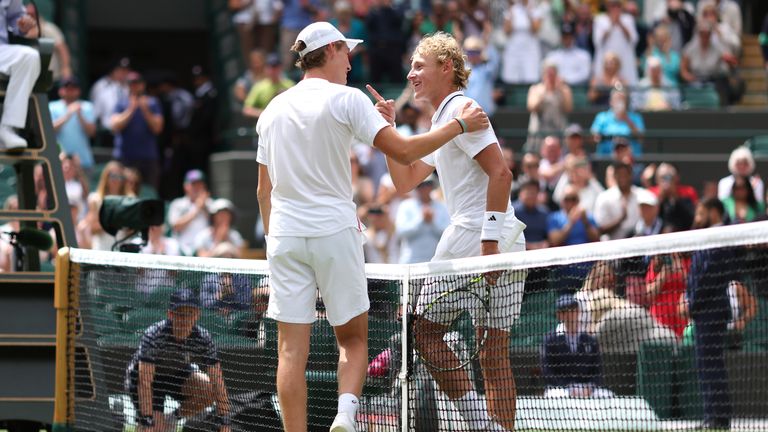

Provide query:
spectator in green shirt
left=242, top=53, right=295, bottom=119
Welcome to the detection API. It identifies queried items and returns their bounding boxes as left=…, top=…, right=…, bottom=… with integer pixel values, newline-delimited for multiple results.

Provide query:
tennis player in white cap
left=256, top=22, right=490, bottom=432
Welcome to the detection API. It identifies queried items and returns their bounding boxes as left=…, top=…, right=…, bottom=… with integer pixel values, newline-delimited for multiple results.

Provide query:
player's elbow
left=389, top=146, right=415, bottom=165
left=256, top=185, right=270, bottom=206
left=489, top=165, right=513, bottom=188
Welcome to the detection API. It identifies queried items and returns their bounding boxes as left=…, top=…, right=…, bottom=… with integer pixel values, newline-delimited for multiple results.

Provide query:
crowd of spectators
left=229, top=0, right=746, bottom=117
left=0, top=0, right=759, bottom=274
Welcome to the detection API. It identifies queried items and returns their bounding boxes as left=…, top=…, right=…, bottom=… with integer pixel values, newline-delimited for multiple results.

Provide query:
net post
left=53, top=247, right=74, bottom=429
left=399, top=266, right=410, bottom=432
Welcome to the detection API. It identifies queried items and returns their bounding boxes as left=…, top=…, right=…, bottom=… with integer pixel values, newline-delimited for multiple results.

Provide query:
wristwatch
left=138, top=415, right=154, bottom=427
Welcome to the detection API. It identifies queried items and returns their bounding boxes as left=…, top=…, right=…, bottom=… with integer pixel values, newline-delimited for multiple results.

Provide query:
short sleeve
left=150, top=98, right=162, bottom=115
left=587, top=214, right=597, bottom=227
left=137, top=329, right=161, bottom=363
left=166, top=199, right=184, bottom=226
left=48, top=102, right=62, bottom=120
left=256, top=132, right=267, bottom=165
left=630, top=112, right=645, bottom=132
left=199, top=330, right=219, bottom=366
left=421, top=152, right=436, bottom=167
left=547, top=213, right=561, bottom=233
left=229, top=230, right=245, bottom=248
left=448, top=100, right=498, bottom=159
left=82, top=102, right=96, bottom=123
left=591, top=112, right=606, bottom=134
left=113, top=100, right=126, bottom=115
left=330, top=89, right=390, bottom=146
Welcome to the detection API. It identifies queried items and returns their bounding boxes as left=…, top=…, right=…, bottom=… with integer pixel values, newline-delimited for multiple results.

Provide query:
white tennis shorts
left=417, top=221, right=527, bottom=330
left=266, top=228, right=369, bottom=326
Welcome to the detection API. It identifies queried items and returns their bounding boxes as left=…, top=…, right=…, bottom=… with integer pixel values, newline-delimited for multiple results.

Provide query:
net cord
left=407, top=221, right=768, bottom=279
left=68, top=222, right=768, bottom=281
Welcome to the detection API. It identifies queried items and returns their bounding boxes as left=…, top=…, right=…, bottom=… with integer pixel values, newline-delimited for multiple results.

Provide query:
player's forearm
left=79, top=114, right=97, bottom=137
left=144, top=112, right=163, bottom=135
left=485, top=168, right=512, bottom=213
left=585, top=224, right=600, bottom=242
left=384, top=156, right=422, bottom=193
left=138, top=365, right=154, bottom=416
left=214, top=380, right=230, bottom=416
left=110, top=110, right=133, bottom=132
left=52, top=114, right=71, bottom=132
left=548, top=226, right=570, bottom=246
left=257, top=175, right=272, bottom=235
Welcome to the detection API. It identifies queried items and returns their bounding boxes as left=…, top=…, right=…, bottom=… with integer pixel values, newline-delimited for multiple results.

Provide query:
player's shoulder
left=327, top=82, right=369, bottom=103
left=444, top=93, right=480, bottom=115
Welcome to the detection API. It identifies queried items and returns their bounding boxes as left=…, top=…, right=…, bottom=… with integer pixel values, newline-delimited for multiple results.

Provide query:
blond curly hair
left=412, top=32, right=470, bottom=90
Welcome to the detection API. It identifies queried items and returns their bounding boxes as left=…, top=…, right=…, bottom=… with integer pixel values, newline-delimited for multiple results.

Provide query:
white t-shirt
left=593, top=186, right=645, bottom=241
left=167, top=196, right=212, bottom=255
left=422, top=92, right=520, bottom=232
left=256, top=78, right=389, bottom=237
left=544, top=47, right=592, bottom=86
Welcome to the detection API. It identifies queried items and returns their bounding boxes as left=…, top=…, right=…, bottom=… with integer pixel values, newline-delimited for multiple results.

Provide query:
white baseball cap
left=636, top=189, right=659, bottom=207
left=296, top=22, right=363, bottom=57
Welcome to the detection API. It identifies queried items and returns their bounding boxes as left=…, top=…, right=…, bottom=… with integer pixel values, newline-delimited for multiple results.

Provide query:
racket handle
left=405, top=312, right=415, bottom=380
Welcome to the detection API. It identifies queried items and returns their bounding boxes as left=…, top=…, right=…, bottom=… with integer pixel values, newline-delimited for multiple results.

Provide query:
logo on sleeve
left=488, top=215, right=497, bottom=221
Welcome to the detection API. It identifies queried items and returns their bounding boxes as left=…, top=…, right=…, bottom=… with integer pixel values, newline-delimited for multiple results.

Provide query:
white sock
left=454, top=390, right=492, bottom=431
left=337, top=393, right=359, bottom=419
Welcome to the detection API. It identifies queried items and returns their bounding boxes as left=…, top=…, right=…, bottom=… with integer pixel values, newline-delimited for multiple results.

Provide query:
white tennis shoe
left=330, top=412, right=356, bottom=432
left=0, top=126, right=27, bottom=151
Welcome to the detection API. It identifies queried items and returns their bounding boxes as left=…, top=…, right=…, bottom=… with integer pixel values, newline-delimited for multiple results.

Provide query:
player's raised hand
left=457, top=101, right=489, bottom=133
left=366, top=84, right=396, bottom=125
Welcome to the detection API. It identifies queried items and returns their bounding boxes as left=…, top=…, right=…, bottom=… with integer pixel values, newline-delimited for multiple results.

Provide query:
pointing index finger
left=366, top=84, right=386, bottom=103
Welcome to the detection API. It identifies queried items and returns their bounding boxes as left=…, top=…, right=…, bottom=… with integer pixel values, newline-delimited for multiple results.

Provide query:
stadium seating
left=510, top=289, right=558, bottom=347
left=681, top=85, right=721, bottom=110
left=500, top=84, right=531, bottom=109
left=745, top=134, right=768, bottom=156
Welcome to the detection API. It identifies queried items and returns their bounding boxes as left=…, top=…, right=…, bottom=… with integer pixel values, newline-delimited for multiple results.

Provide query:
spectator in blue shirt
left=110, top=72, right=164, bottom=189
left=512, top=179, right=549, bottom=250
left=463, top=35, right=499, bottom=117
left=590, top=89, right=644, bottom=156
left=395, top=176, right=449, bottom=263
left=547, top=184, right=599, bottom=247
left=49, top=77, right=96, bottom=171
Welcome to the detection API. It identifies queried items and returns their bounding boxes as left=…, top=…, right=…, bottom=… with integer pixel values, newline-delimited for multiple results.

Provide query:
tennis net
left=56, top=221, right=768, bottom=431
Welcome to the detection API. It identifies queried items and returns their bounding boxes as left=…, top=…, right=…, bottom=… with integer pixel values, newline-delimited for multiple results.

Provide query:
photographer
left=125, top=289, right=231, bottom=431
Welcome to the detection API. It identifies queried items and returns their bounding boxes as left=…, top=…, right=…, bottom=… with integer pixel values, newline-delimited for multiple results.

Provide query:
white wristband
left=480, top=211, right=506, bottom=242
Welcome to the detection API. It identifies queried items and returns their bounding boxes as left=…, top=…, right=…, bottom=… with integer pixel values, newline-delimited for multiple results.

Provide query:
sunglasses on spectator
left=109, top=173, right=126, bottom=181
left=564, top=195, right=579, bottom=202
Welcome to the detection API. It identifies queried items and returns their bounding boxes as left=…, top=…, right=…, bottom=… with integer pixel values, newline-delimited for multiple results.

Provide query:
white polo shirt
left=256, top=78, right=389, bottom=237
left=593, top=185, right=645, bottom=241
left=422, top=91, right=519, bottom=232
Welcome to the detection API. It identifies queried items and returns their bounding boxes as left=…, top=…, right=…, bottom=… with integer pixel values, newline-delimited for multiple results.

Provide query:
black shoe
left=697, top=419, right=730, bottom=430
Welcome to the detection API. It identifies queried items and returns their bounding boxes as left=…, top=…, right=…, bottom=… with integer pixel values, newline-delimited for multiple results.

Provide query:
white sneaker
left=0, top=126, right=27, bottom=150
left=330, top=412, right=356, bottom=432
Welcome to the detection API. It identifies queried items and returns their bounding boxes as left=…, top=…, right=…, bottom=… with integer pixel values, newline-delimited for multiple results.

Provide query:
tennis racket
left=412, top=275, right=491, bottom=372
